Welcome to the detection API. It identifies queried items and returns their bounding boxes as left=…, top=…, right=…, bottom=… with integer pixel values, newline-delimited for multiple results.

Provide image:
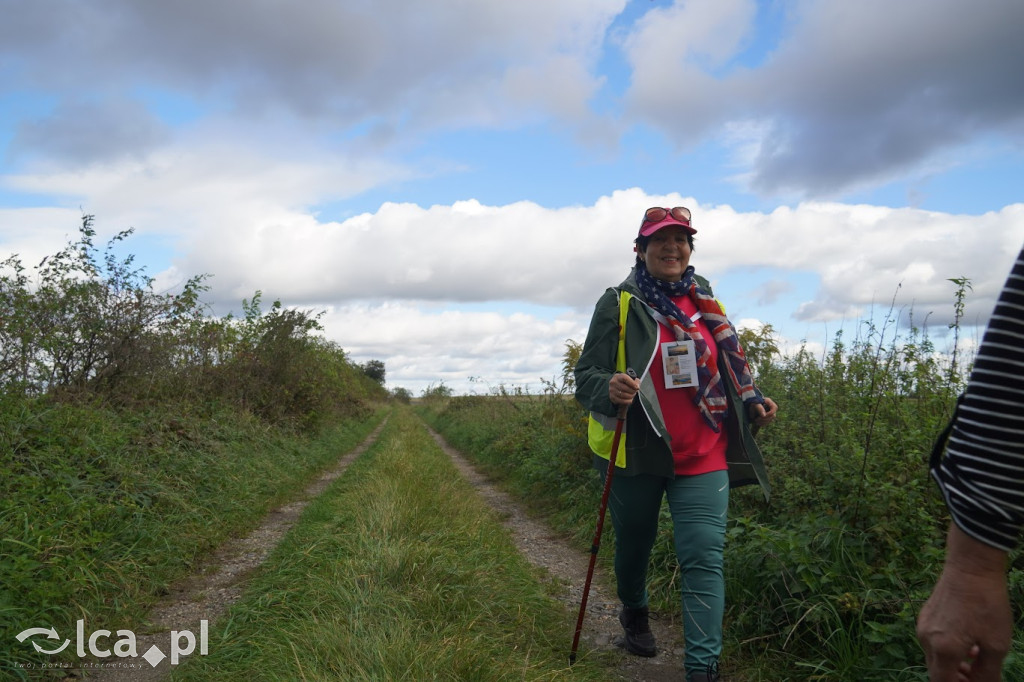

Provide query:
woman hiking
left=574, top=205, right=776, bottom=682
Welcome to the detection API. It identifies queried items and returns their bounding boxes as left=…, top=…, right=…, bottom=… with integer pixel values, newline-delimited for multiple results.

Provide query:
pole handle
left=615, top=368, right=638, bottom=419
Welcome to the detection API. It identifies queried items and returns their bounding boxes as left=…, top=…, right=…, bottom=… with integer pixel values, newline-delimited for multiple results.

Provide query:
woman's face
left=640, top=225, right=691, bottom=282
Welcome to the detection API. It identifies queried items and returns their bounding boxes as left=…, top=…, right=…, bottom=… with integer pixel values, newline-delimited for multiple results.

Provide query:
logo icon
left=16, top=628, right=70, bottom=655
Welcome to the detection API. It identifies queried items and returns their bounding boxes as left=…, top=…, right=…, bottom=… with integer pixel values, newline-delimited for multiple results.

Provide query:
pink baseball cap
left=638, top=206, right=696, bottom=237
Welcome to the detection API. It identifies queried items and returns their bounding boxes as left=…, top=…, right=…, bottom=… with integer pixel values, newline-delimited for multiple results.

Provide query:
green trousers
left=605, top=469, right=729, bottom=675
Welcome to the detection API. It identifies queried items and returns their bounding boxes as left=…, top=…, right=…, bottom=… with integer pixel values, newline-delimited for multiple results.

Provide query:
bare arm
left=917, top=523, right=1012, bottom=681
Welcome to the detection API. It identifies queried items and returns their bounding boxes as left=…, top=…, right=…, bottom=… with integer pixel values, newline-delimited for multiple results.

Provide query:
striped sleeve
left=931, top=244, right=1024, bottom=552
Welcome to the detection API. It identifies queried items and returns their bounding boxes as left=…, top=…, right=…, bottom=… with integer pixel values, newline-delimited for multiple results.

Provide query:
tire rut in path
left=425, top=426, right=687, bottom=682
left=80, top=419, right=388, bottom=682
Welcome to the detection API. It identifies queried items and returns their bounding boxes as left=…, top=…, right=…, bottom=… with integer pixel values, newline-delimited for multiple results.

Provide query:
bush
left=0, top=215, right=210, bottom=401
left=0, top=216, right=387, bottom=426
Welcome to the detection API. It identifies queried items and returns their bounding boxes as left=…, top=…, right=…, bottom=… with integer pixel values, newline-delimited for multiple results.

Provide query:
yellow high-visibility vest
left=587, top=290, right=631, bottom=467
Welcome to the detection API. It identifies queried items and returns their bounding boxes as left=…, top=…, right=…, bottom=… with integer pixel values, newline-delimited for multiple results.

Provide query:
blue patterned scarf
left=634, top=262, right=760, bottom=431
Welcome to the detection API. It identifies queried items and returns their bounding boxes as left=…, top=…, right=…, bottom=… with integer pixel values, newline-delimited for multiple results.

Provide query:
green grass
left=172, top=406, right=607, bottom=681
left=0, top=396, right=387, bottom=676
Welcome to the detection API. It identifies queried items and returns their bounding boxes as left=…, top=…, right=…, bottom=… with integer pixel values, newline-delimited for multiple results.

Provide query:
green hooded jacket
left=574, top=270, right=771, bottom=501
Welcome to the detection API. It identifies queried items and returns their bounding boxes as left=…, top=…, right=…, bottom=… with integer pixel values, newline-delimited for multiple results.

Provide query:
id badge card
left=661, top=340, right=698, bottom=388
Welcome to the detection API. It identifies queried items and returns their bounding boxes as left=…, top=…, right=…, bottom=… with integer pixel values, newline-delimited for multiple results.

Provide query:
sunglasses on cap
left=638, top=206, right=694, bottom=236
left=643, top=206, right=691, bottom=225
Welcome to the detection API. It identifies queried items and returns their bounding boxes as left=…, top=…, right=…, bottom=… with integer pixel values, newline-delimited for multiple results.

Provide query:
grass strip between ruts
left=171, top=406, right=608, bottom=681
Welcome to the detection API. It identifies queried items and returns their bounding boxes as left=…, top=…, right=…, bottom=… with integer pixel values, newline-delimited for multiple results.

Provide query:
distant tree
left=361, top=359, right=386, bottom=385
left=421, top=381, right=452, bottom=401
left=390, top=386, right=412, bottom=404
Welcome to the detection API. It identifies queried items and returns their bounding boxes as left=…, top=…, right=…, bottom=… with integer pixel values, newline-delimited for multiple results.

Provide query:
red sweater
left=650, top=295, right=729, bottom=476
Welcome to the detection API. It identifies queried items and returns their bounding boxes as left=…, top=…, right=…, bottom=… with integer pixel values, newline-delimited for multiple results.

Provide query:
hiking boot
left=618, top=605, right=656, bottom=657
left=689, top=659, right=720, bottom=681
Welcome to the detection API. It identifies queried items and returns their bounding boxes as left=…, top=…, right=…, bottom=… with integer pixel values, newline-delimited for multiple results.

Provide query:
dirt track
left=79, top=413, right=688, bottom=681
left=425, top=426, right=687, bottom=682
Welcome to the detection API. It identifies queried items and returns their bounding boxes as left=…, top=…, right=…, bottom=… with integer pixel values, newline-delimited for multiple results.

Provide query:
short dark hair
left=634, top=232, right=695, bottom=263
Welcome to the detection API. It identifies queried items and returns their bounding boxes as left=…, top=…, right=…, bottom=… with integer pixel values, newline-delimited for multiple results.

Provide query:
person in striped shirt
left=917, top=243, right=1024, bottom=681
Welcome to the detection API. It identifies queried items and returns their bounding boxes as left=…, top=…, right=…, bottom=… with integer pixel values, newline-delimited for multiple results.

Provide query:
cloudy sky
left=2, top=0, right=1023, bottom=395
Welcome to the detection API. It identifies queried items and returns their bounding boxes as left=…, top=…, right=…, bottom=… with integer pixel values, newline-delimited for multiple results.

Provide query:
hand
left=749, top=397, right=778, bottom=427
left=608, top=371, right=640, bottom=407
left=917, top=524, right=1012, bottom=681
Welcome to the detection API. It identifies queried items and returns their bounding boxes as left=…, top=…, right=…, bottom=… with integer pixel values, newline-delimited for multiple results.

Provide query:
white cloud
left=316, top=301, right=587, bottom=395
left=621, top=0, right=1024, bottom=197
left=0, top=0, right=624, bottom=162
left=6, top=0, right=1021, bottom=207
left=4, top=180, right=1022, bottom=394
left=0, top=207, right=86, bottom=269
left=688, top=202, right=1024, bottom=324
left=3, top=128, right=414, bottom=242
left=622, top=0, right=758, bottom=137
left=9, top=97, right=170, bottom=166
left=7, top=166, right=1023, bottom=323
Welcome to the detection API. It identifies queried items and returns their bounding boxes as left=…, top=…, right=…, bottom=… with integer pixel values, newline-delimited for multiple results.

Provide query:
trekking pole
left=569, top=368, right=636, bottom=665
